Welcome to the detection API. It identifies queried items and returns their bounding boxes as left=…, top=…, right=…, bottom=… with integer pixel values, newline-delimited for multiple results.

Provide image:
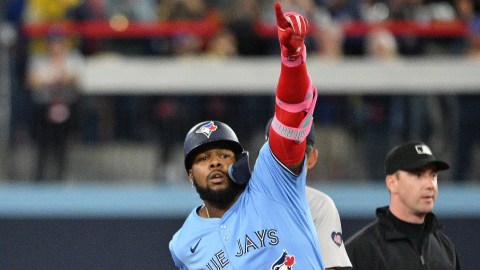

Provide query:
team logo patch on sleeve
left=271, top=250, right=295, bottom=270
left=195, top=121, right=218, bottom=138
left=331, top=232, right=344, bottom=247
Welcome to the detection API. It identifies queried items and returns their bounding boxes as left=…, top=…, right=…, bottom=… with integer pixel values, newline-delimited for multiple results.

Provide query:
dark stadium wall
left=0, top=217, right=478, bottom=270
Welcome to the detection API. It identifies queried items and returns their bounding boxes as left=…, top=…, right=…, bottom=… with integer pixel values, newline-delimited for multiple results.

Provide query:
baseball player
left=266, top=118, right=352, bottom=270
left=169, top=2, right=325, bottom=269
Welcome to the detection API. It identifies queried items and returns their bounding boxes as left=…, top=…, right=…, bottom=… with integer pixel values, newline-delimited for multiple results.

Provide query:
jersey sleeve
left=306, top=186, right=352, bottom=268
left=169, top=233, right=186, bottom=270
left=248, top=143, right=309, bottom=211
left=169, top=248, right=186, bottom=270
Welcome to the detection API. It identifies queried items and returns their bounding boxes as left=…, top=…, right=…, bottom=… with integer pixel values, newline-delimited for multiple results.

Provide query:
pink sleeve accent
left=275, top=77, right=315, bottom=113
left=272, top=81, right=317, bottom=144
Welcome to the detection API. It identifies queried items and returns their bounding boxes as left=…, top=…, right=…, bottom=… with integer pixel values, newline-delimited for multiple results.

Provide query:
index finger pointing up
left=275, top=2, right=290, bottom=30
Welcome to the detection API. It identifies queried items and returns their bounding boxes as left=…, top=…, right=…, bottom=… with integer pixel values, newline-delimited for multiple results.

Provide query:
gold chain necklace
left=204, top=205, right=210, bottom=219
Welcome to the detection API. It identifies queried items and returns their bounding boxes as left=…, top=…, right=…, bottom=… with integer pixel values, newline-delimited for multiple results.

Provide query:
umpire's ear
left=386, top=173, right=397, bottom=194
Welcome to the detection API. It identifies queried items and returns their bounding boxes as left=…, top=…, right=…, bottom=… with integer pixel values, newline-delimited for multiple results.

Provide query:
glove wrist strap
left=281, top=45, right=306, bottom=67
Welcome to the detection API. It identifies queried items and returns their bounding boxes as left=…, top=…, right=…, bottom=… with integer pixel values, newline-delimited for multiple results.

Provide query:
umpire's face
left=387, top=164, right=438, bottom=221
left=188, top=148, right=242, bottom=205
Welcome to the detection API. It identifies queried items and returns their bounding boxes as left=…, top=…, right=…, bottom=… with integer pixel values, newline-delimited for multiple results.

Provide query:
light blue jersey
left=169, top=143, right=325, bottom=270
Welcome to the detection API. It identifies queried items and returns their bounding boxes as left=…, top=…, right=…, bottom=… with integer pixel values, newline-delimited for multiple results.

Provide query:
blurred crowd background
left=1, top=0, right=480, bottom=184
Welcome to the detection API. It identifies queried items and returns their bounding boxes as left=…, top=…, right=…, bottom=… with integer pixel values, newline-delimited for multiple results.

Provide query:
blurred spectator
left=66, top=0, right=108, bottom=143
left=24, top=0, right=79, bottom=23
left=354, top=28, right=400, bottom=180
left=98, top=0, right=158, bottom=143
left=151, top=0, right=213, bottom=183
left=23, top=0, right=80, bottom=59
left=455, top=0, right=478, bottom=21
left=9, top=0, right=79, bottom=152
left=157, top=0, right=211, bottom=55
left=158, top=0, right=207, bottom=21
left=204, top=22, right=271, bottom=152
left=387, top=0, right=429, bottom=55
left=360, top=0, right=390, bottom=23
left=4, top=0, right=33, bottom=147
left=66, top=0, right=108, bottom=56
left=427, top=1, right=461, bottom=55
left=365, top=28, right=399, bottom=59
left=26, top=28, right=85, bottom=181
left=453, top=95, right=480, bottom=181
left=388, top=0, right=459, bottom=55
left=466, top=17, right=480, bottom=57
left=311, top=94, right=358, bottom=181
left=357, top=27, right=457, bottom=180
left=453, top=15, right=480, bottom=181
left=317, top=0, right=362, bottom=55
left=317, top=21, right=344, bottom=58
left=311, top=18, right=353, bottom=181
left=316, top=0, right=361, bottom=21
left=354, top=94, right=393, bottom=180
left=449, top=0, right=475, bottom=54
left=112, top=95, right=149, bottom=141
left=106, top=0, right=156, bottom=22
left=151, top=96, right=197, bottom=183
left=6, top=0, right=477, bottom=184
left=205, top=29, right=238, bottom=57
left=102, top=0, right=158, bottom=55
left=218, top=0, right=265, bottom=55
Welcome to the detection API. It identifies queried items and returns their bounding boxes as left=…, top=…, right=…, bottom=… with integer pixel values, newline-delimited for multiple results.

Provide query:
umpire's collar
left=376, top=206, right=441, bottom=240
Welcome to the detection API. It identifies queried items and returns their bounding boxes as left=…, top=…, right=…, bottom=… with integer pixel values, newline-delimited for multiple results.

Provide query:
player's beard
left=193, top=178, right=245, bottom=209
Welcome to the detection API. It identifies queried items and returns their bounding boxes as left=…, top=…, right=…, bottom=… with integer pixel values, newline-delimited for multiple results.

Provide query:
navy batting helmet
left=183, top=120, right=243, bottom=172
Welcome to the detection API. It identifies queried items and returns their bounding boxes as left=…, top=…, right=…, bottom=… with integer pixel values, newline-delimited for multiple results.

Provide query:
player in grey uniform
left=306, top=188, right=351, bottom=269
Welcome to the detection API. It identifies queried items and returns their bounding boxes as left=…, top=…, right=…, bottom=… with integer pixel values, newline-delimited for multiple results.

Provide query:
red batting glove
left=275, top=2, right=308, bottom=63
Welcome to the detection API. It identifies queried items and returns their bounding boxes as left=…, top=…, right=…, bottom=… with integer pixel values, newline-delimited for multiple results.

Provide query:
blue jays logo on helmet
left=195, top=121, right=218, bottom=138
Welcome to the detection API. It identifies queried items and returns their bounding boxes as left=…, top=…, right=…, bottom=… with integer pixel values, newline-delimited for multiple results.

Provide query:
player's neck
left=201, top=204, right=223, bottom=219
left=203, top=193, right=241, bottom=218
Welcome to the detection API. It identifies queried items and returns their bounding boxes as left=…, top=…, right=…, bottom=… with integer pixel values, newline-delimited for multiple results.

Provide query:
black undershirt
left=387, top=209, right=426, bottom=253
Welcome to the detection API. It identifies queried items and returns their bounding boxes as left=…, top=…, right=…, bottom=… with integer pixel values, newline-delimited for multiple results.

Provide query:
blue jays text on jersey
left=234, top=228, right=279, bottom=257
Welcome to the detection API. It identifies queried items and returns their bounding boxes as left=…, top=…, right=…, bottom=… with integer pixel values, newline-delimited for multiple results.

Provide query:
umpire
left=345, top=142, right=461, bottom=270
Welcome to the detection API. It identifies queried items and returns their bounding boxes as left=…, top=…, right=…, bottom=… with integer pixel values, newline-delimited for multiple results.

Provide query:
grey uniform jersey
left=306, top=186, right=352, bottom=269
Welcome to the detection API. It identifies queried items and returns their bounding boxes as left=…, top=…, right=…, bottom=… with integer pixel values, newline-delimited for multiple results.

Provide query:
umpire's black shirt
left=345, top=206, right=461, bottom=270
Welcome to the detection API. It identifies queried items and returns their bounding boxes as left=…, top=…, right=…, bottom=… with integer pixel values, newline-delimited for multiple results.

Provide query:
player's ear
left=306, top=148, right=318, bottom=170
left=188, top=169, right=194, bottom=182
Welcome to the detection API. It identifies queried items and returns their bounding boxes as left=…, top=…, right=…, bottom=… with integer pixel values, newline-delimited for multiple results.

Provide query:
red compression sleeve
left=269, top=63, right=311, bottom=166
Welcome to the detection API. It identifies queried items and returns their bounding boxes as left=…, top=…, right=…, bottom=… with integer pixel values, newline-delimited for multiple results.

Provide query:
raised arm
left=269, top=2, right=317, bottom=173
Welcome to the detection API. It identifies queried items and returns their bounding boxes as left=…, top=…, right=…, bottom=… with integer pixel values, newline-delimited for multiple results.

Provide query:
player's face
left=189, top=148, right=242, bottom=205
left=393, top=165, right=438, bottom=218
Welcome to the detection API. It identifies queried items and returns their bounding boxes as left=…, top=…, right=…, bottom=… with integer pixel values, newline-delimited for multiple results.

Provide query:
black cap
left=385, top=142, right=449, bottom=175
left=264, top=117, right=316, bottom=146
